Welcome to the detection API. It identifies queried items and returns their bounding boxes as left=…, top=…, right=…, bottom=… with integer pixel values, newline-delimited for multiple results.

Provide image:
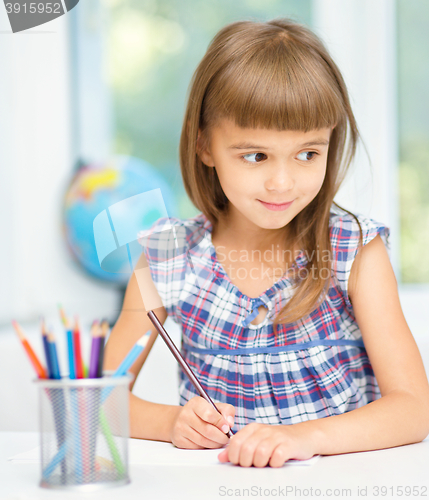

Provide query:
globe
left=63, top=155, right=177, bottom=285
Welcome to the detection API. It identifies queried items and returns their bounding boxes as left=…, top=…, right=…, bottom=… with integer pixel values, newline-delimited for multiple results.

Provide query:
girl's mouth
left=258, top=199, right=294, bottom=211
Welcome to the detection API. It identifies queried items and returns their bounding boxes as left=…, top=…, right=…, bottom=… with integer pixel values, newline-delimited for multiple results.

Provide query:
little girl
left=105, top=18, right=429, bottom=467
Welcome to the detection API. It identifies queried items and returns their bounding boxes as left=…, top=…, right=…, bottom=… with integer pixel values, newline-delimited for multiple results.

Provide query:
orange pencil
left=12, top=320, right=47, bottom=379
left=73, top=317, right=84, bottom=379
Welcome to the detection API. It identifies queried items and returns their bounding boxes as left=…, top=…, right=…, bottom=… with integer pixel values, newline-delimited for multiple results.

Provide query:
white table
left=1, top=432, right=428, bottom=500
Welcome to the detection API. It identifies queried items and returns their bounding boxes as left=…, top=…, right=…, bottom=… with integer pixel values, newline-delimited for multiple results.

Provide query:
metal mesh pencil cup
left=35, top=374, right=131, bottom=490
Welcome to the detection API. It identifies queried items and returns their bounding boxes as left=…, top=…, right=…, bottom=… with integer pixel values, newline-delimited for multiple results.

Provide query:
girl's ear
left=196, top=128, right=215, bottom=167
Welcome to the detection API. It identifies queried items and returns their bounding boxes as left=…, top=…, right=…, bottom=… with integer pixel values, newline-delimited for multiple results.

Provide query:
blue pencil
left=59, top=306, right=75, bottom=379
left=58, top=309, right=83, bottom=482
left=41, top=327, right=53, bottom=379
left=42, top=325, right=67, bottom=482
left=47, top=332, right=61, bottom=380
left=101, top=329, right=152, bottom=403
left=112, top=330, right=151, bottom=377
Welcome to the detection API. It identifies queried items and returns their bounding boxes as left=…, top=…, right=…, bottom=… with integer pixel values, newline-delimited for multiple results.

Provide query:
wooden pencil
left=73, top=317, right=84, bottom=379
left=41, top=319, right=53, bottom=379
left=97, top=320, right=109, bottom=378
left=12, top=320, right=47, bottom=379
left=89, top=321, right=101, bottom=379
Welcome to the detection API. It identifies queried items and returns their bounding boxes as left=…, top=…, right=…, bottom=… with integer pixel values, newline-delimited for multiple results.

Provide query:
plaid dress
left=138, top=205, right=390, bottom=431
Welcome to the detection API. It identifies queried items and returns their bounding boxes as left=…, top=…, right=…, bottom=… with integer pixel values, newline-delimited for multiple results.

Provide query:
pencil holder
left=35, top=374, right=132, bottom=491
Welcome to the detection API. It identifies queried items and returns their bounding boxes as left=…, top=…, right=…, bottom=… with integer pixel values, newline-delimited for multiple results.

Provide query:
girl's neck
left=212, top=209, right=297, bottom=256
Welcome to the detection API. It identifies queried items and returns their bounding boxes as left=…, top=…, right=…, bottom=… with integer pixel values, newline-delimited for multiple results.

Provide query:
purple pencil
left=89, top=321, right=102, bottom=378
left=96, top=320, right=108, bottom=378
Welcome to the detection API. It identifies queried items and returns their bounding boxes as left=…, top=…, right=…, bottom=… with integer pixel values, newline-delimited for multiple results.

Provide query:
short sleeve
left=330, top=210, right=391, bottom=310
left=137, top=216, right=207, bottom=322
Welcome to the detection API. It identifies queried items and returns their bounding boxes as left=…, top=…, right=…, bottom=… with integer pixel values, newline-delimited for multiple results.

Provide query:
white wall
left=0, top=6, right=118, bottom=325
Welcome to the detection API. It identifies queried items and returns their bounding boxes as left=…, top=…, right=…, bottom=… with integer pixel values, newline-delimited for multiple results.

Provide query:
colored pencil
left=12, top=320, right=47, bottom=379
left=41, top=319, right=53, bottom=379
left=99, top=408, right=125, bottom=477
left=89, top=321, right=102, bottom=379
left=74, top=317, right=89, bottom=480
left=88, top=321, right=102, bottom=478
left=43, top=330, right=152, bottom=478
left=59, top=307, right=76, bottom=379
left=45, top=327, right=67, bottom=481
left=97, top=320, right=109, bottom=378
left=46, top=332, right=61, bottom=380
left=60, top=313, right=84, bottom=482
left=109, top=330, right=151, bottom=379
left=73, top=317, right=84, bottom=379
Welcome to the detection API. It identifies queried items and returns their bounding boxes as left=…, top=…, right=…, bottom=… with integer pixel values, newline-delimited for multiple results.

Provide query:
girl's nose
left=264, top=163, right=295, bottom=192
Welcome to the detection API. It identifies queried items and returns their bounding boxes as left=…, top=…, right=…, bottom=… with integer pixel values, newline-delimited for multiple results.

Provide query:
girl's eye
left=297, top=151, right=318, bottom=162
left=242, top=152, right=267, bottom=163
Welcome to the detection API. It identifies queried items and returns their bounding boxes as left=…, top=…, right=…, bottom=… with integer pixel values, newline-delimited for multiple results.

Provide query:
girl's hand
left=217, top=422, right=316, bottom=468
left=170, top=396, right=235, bottom=449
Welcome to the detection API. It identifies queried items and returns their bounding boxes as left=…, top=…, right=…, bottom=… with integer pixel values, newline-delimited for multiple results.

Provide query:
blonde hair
left=179, top=18, right=363, bottom=333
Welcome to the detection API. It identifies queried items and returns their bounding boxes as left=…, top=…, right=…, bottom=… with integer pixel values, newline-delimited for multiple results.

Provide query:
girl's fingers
left=176, top=410, right=228, bottom=448
left=225, top=423, right=261, bottom=466
left=268, top=443, right=289, bottom=468
left=216, top=403, right=235, bottom=428
left=172, top=416, right=222, bottom=449
left=217, top=448, right=230, bottom=463
left=176, top=436, right=205, bottom=450
left=172, top=398, right=233, bottom=448
left=252, top=438, right=278, bottom=468
left=193, top=412, right=230, bottom=445
left=186, top=425, right=227, bottom=449
left=192, top=398, right=234, bottom=436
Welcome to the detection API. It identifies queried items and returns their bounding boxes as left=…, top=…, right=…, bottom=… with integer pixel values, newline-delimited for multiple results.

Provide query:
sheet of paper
left=128, top=439, right=320, bottom=466
left=8, top=441, right=320, bottom=467
left=7, top=446, right=40, bottom=463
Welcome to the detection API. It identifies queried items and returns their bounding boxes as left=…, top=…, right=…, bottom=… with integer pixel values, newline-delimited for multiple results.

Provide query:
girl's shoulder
left=137, top=212, right=209, bottom=262
left=136, top=213, right=210, bottom=322
left=328, top=204, right=391, bottom=260
left=328, top=204, right=391, bottom=310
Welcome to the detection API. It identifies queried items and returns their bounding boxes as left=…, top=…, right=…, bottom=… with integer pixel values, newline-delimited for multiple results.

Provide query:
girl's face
left=198, top=118, right=332, bottom=238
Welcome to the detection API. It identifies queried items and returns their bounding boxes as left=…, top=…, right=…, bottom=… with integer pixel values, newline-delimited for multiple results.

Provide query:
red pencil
left=73, top=317, right=84, bottom=379
left=12, top=320, right=47, bottom=379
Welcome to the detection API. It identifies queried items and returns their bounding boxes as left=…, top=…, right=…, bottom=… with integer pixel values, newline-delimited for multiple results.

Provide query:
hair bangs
left=203, top=37, right=343, bottom=132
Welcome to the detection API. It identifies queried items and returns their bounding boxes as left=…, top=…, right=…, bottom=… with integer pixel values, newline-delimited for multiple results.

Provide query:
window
left=396, top=0, right=429, bottom=284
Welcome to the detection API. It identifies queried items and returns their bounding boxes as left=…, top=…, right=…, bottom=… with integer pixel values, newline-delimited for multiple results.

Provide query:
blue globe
left=63, top=155, right=177, bottom=285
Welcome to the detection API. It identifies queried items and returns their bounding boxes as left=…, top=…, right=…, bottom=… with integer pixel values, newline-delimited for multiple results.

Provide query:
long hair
left=179, top=18, right=363, bottom=333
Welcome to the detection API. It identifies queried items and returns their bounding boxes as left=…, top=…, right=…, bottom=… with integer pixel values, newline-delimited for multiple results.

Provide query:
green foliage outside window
left=397, top=0, right=429, bottom=283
